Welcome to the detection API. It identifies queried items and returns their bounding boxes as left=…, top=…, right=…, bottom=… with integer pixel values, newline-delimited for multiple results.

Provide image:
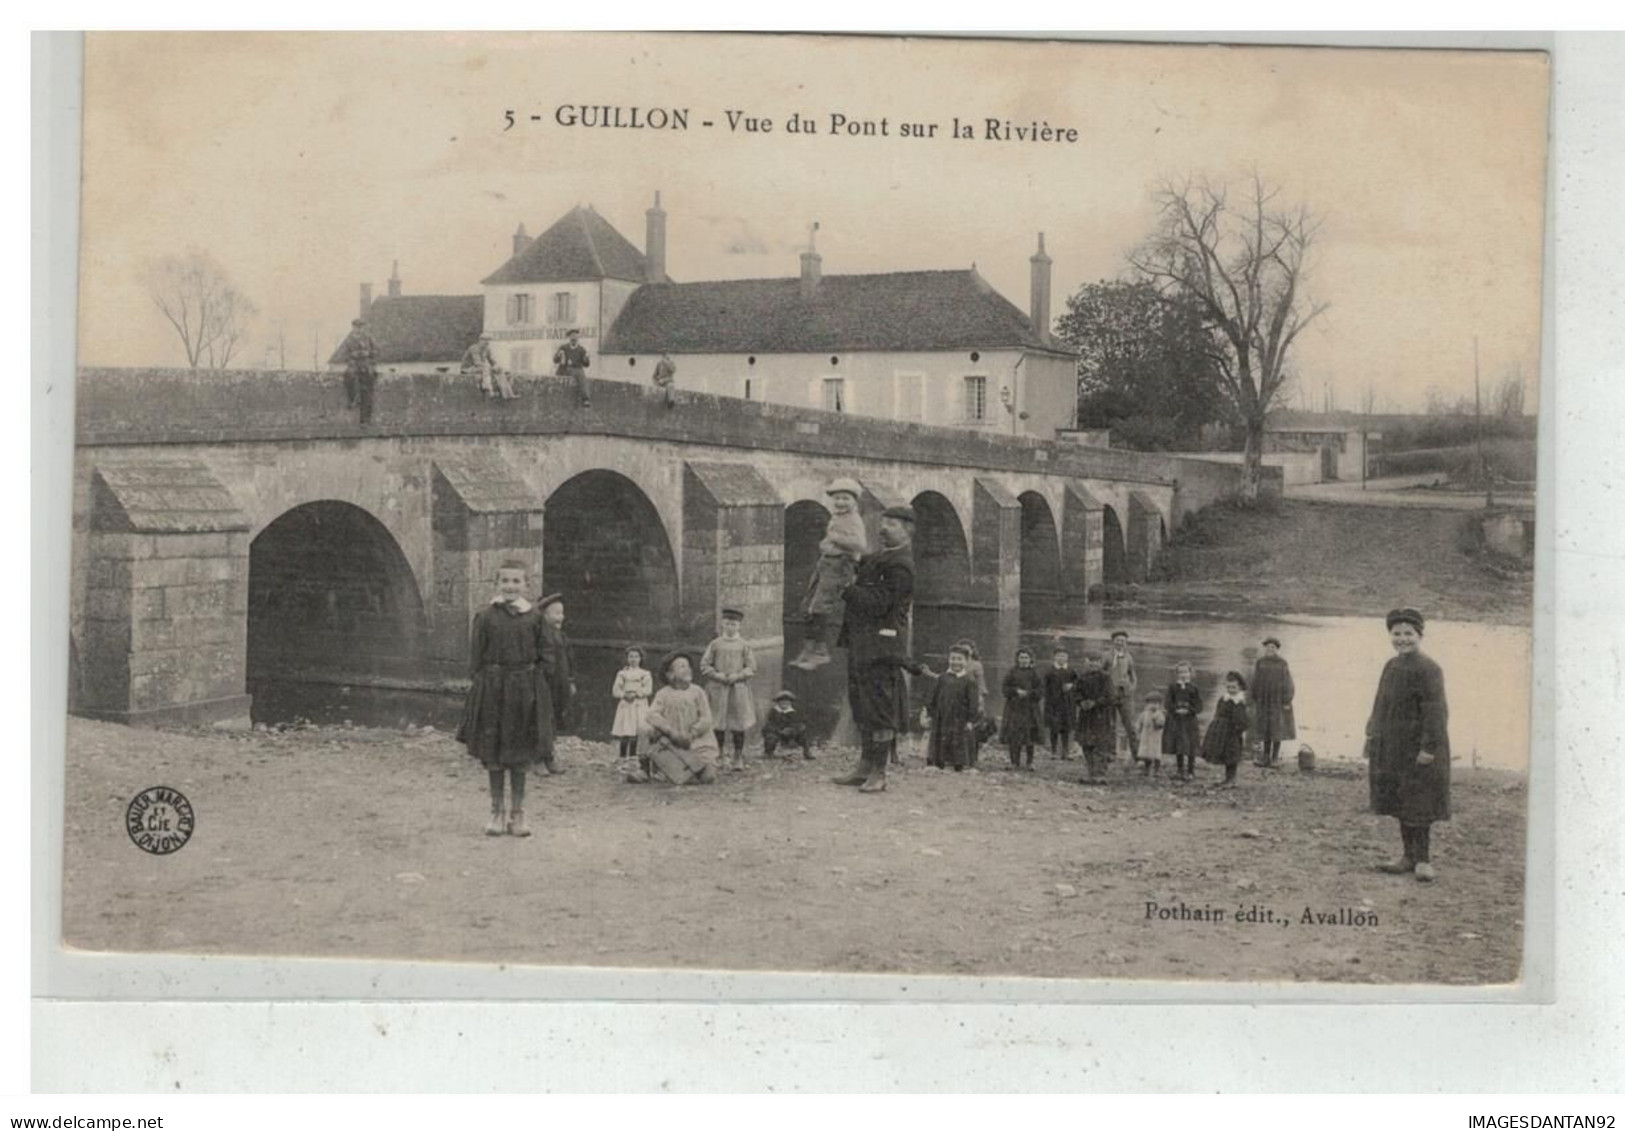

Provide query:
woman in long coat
left=1251, top=636, right=1297, bottom=766
left=1366, top=607, right=1451, bottom=882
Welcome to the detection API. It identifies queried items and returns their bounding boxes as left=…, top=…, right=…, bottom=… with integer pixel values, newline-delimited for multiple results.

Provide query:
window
left=744, top=378, right=753, bottom=400
left=823, top=378, right=845, bottom=413
left=507, top=293, right=534, bottom=325
left=964, top=375, right=988, bottom=421
left=550, top=292, right=576, bottom=324
left=509, top=347, right=533, bottom=373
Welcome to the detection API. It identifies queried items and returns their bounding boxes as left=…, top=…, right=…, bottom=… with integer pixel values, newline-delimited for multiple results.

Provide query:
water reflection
left=254, top=607, right=1531, bottom=775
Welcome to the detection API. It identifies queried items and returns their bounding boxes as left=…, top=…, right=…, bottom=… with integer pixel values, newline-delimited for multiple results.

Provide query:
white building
left=340, top=195, right=1079, bottom=438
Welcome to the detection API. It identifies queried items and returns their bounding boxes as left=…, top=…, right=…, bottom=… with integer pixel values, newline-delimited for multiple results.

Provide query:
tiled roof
left=481, top=205, right=657, bottom=285
left=601, top=270, right=1071, bottom=356
left=330, top=295, right=484, bottom=366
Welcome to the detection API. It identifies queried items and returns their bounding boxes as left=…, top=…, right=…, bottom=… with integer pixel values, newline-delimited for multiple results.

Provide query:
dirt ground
left=1136, top=500, right=1533, bottom=626
left=61, top=717, right=1526, bottom=985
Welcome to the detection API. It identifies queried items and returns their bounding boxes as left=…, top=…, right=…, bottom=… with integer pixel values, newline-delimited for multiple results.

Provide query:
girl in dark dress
left=926, top=644, right=981, bottom=771
left=1202, top=670, right=1250, bottom=789
left=1001, top=647, right=1044, bottom=770
left=1043, top=648, right=1080, bottom=761
left=1162, top=662, right=1204, bottom=781
left=456, top=560, right=552, bottom=838
left=1366, top=607, right=1451, bottom=883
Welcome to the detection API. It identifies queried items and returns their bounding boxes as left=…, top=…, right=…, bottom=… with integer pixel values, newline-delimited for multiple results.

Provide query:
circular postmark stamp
left=126, top=786, right=195, bottom=855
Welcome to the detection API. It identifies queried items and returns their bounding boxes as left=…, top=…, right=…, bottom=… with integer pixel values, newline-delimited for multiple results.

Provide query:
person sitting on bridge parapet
left=552, top=329, right=593, bottom=408
left=461, top=334, right=513, bottom=400
left=335, top=318, right=380, bottom=425
left=651, top=350, right=677, bottom=408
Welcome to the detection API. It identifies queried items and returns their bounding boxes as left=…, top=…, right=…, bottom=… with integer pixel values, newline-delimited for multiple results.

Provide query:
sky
left=77, top=32, right=1549, bottom=412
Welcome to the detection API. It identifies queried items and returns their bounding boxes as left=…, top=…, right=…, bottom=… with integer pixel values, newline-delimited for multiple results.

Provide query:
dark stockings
left=487, top=766, right=527, bottom=810
left=1402, top=823, right=1431, bottom=863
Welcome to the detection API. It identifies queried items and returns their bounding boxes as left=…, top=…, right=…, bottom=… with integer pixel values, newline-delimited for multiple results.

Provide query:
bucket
left=1297, top=743, right=1316, bottom=773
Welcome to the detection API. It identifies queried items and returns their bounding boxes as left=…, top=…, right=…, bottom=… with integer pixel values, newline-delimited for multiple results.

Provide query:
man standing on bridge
left=832, top=505, right=924, bottom=794
left=552, top=328, right=593, bottom=408
left=336, top=318, right=380, bottom=424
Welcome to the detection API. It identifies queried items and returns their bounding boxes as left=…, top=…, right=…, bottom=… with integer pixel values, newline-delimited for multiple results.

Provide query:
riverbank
left=1132, top=500, right=1532, bottom=625
left=62, top=718, right=1526, bottom=985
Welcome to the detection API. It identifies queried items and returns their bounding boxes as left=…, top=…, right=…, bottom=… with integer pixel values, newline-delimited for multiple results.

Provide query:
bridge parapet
left=74, top=368, right=1242, bottom=501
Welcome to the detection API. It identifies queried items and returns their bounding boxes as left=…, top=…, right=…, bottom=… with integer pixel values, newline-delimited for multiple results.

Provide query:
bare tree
left=146, top=250, right=258, bottom=370
left=1128, top=173, right=1328, bottom=501
left=1494, top=364, right=1527, bottom=418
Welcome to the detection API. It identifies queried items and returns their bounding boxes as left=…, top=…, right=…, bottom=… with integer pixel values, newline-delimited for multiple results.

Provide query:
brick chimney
left=359, top=282, right=372, bottom=322
left=645, top=191, right=667, bottom=282
left=1029, top=232, right=1052, bottom=342
left=800, top=221, right=822, bottom=299
left=387, top=260, right=401, bottom=298
left=512, top=223, right=532, bottom=258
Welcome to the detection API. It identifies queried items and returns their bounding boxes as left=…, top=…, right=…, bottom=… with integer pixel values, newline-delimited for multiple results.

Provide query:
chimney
left=1029, top=232, right=1052, bottom=342
left=512, top=223, right=531, bottom=258
left=359, top=282, right=372, bottom=322
left=645, top=191, right=667, bottom=282
left=387, top=260, right=402, bottom=298
left=800, top=221, right=822, bottom=299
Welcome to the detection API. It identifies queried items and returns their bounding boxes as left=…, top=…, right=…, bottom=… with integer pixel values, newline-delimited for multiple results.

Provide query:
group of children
left=914, top=631, right=1282, bottom=792
left=457, top=549, right=1296, bottom=835
left=609, top=608, right=813, bottom=786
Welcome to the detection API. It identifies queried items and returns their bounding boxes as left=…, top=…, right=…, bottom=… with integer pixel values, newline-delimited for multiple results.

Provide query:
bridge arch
left=910, top=489, right=972, bottom=605
left=1101, top=504, right=1128, bottom=587
left=783, top=498, right=830, bottom=628
left=543, top=469, right=679, bottom=644
left=1018, top=490, right=1062, bottom=627
left=247, top=500, right=427, bottom=724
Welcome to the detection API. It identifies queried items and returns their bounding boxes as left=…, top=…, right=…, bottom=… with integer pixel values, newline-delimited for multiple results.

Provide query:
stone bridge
left=68, top=368, right=1257, bottom=732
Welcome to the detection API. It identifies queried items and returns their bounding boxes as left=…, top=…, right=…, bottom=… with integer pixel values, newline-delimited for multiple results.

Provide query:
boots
left=485, top=807, right=506, bottom=837
left=507, top=807, right=532, bottom=837
left=789, top=638, right=832, bottom=671
left=832, top=758, right=872, bottom=786
left=859, top=763, right=888, bottom=792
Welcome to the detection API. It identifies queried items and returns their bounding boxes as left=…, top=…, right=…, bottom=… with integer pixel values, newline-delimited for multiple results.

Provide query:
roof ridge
left=575, top=206, right=608, bottom=277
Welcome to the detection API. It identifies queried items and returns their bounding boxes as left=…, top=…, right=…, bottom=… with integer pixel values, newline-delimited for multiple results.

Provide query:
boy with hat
left=536, top=593, right=574, bottom=774
left=1106, top=630, right=1141, bottom=760
left=643, top=651, right=720, bottom=785
left=700, top=607, right=758, bottom=772
left=552, top=328, right=592, bottom=407
left=761, top=690, right=811, bottom=760
left=790, top=478, right=869, bottom=671
left=1251, top=636, right=1296, bottom=767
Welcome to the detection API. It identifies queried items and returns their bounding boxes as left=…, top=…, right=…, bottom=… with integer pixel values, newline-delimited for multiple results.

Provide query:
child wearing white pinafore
left=612, top=646, right=654, bottom=782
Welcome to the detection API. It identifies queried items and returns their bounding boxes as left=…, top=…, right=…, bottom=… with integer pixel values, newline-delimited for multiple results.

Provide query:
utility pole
left=1475, top=336, right=1493, bottom=508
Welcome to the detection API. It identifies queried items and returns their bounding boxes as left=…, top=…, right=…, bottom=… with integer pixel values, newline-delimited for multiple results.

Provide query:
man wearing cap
left=833, top=504, right=921, bottom=793
left=536, top=593, right=574, bottom=774
left=789, top=477, right=869, bottom=671
left=552, top=328, right=593, bottom=408
left=335, top=317, right=380, bottom=424
left=461, top=333, right=512, bottom=400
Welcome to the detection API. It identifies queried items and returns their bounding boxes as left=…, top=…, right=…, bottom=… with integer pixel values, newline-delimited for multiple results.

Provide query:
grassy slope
left=1138, top=500, right=1532, bottom=625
